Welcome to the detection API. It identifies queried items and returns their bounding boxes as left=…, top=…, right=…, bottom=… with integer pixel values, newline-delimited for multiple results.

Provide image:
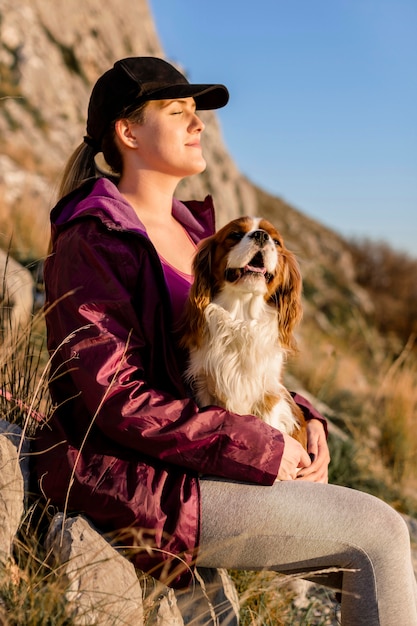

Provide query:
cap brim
left=143, top=83, right=229, bottom=110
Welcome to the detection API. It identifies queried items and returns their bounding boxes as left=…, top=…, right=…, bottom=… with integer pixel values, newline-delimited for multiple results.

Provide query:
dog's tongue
left=244, top=264, right=266, bottom=275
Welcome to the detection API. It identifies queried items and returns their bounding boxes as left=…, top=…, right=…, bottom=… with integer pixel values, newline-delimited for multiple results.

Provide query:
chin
left=181, top=216, right=307, bottom=447
left=183, top=150, right=206, bottom=176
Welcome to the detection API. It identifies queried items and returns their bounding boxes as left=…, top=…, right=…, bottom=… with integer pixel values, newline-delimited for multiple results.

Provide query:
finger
left=279, top=472, right=296, bottom=481
left=299, top=447, right=312, bottom=468
left=297, top=458, right=328, bottom=481
left=313, top=464, right=328, bottom=482
left=296, top=468, right=327, bottom=483
left=307, top=434, right=318, bottom=454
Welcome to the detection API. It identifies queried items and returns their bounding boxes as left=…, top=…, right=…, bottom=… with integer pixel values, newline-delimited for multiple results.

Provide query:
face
left=187, top=216, right=303, bottom=350
left=209, top=217, right=285, bottom=296
left=128, top=97, right=206, bottom=179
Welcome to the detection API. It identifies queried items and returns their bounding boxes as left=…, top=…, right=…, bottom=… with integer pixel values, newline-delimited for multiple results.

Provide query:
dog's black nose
left=250, top=230, right=269, bottom=247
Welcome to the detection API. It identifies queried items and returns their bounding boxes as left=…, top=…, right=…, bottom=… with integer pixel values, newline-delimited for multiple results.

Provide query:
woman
left=34, top=57, right=417, bottom=625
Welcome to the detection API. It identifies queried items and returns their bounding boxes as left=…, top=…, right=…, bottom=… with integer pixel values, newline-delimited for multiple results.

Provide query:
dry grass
left=291, top=312, right=417, bottom=512
left=373, top=342, right=417, bottom=484
left=230, top=570, right=340, bottom=626
left=0, top=311, right=51, bottom=435
left=0, top=310, right=72, bottom=624
left=0, top=517, right=72, bottom=625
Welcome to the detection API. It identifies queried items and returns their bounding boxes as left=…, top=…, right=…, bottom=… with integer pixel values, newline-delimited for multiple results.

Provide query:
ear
left=114, top=118, right=138, bottom=149
left=270, top=250, right=303, bottom=352
left=180, top=236, right=216, bottom=349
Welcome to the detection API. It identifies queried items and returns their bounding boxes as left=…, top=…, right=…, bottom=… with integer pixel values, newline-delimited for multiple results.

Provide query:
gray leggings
left=197, top=479, right=417, bottom=626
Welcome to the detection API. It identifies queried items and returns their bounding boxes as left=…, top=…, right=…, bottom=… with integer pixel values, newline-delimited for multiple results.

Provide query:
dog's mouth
left=225, top=252, right=274, bottom=283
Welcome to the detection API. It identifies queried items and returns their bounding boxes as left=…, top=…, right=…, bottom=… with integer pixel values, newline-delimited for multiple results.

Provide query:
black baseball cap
left=85, top=57, right=229, bottom=149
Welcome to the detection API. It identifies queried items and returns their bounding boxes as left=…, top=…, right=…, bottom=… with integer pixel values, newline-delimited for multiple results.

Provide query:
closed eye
left=226, top=230, right=245, bottom=241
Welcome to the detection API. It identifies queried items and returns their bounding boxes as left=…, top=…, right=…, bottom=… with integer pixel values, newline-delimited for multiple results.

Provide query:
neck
left=118, top=167, right=181, bottom=219
left=215, top=287, right=269, bottom=322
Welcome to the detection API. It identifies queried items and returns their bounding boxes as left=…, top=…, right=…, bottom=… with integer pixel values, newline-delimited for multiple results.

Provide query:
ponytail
left=58, top=142, right=98, bottom=200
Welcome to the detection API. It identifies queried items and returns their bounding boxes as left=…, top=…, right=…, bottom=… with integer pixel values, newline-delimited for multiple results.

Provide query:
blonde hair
left=58, top=142, right=97, bottom=199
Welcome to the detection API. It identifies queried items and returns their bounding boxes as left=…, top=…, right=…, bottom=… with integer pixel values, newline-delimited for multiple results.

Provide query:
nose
left=250, top=230, right=269, bottom=247
left=190, top=112, right=205, bottom=133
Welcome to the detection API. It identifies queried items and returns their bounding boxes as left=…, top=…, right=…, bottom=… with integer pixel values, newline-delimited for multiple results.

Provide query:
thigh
left=198, top=479, right=395, bottom=570
left=201, top=480, right=392, bottom=567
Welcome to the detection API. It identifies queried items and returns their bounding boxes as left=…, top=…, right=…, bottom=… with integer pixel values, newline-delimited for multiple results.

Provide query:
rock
left=145, top=586, right=185, bottom=626
left=0, top=420, right=30, bottom=499
left=146, top=567, right=240, bottom=626
left=0, top=427, right=25, bottom=563
left=45, top=513, right=144, bottom=626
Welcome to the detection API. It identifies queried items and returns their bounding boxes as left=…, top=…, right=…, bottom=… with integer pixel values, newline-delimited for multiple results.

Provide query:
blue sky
left=149, top=0, right=417, bottom=257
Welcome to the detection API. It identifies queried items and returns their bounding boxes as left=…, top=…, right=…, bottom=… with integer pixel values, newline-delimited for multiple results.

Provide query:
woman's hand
left=277, top=434, right=312, bottom=481
left=296, top=419, right=330, bottom=483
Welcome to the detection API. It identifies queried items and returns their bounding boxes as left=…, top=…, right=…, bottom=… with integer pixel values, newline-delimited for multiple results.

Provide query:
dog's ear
left=270, top=249, right=303, bottom=352
left=180, top=235, right=215, bottom=349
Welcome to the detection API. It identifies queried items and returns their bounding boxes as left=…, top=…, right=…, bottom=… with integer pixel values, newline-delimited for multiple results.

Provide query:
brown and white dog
left=181, top=216, right=307, bottom=447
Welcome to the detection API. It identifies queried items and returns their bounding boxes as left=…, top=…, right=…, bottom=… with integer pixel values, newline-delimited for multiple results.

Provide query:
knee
left=381, top=503, right=411, bottom=548
left=360, top=494, right=411, bottom=557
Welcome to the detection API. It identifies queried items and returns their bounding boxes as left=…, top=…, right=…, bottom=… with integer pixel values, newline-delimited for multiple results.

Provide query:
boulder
left=45, top=513, right=144, bottom=626
left=0, top=428, right=25, bottom=563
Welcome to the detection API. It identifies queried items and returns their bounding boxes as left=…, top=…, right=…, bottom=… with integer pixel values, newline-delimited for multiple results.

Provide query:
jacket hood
left=50, top=177, right=216, bottom=246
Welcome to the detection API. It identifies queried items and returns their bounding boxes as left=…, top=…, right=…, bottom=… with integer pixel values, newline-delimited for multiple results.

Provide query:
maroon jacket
left=34, top=177, right=325, bottom=587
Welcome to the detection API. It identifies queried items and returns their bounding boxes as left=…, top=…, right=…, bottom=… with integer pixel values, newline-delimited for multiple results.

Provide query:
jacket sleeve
left=291, top=392, right=328, bottom=437
left=47, top=223, right=284, bottom=486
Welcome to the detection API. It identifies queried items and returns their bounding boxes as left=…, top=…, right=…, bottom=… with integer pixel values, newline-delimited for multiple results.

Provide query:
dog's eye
left=273, top=238, right=282, bottom=247
left=227, top=230, right=245, bottom=241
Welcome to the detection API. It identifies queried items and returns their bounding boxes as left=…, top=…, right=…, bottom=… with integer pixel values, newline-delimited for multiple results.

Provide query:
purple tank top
left=160, top=258, right=194, bottom=328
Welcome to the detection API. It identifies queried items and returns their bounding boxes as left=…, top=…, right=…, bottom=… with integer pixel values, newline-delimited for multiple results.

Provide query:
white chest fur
left=186, top=297, right=299, bottom=434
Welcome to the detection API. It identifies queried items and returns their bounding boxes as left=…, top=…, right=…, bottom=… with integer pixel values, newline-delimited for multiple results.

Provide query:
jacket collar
left=50, top=177, right=216, bottom=244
